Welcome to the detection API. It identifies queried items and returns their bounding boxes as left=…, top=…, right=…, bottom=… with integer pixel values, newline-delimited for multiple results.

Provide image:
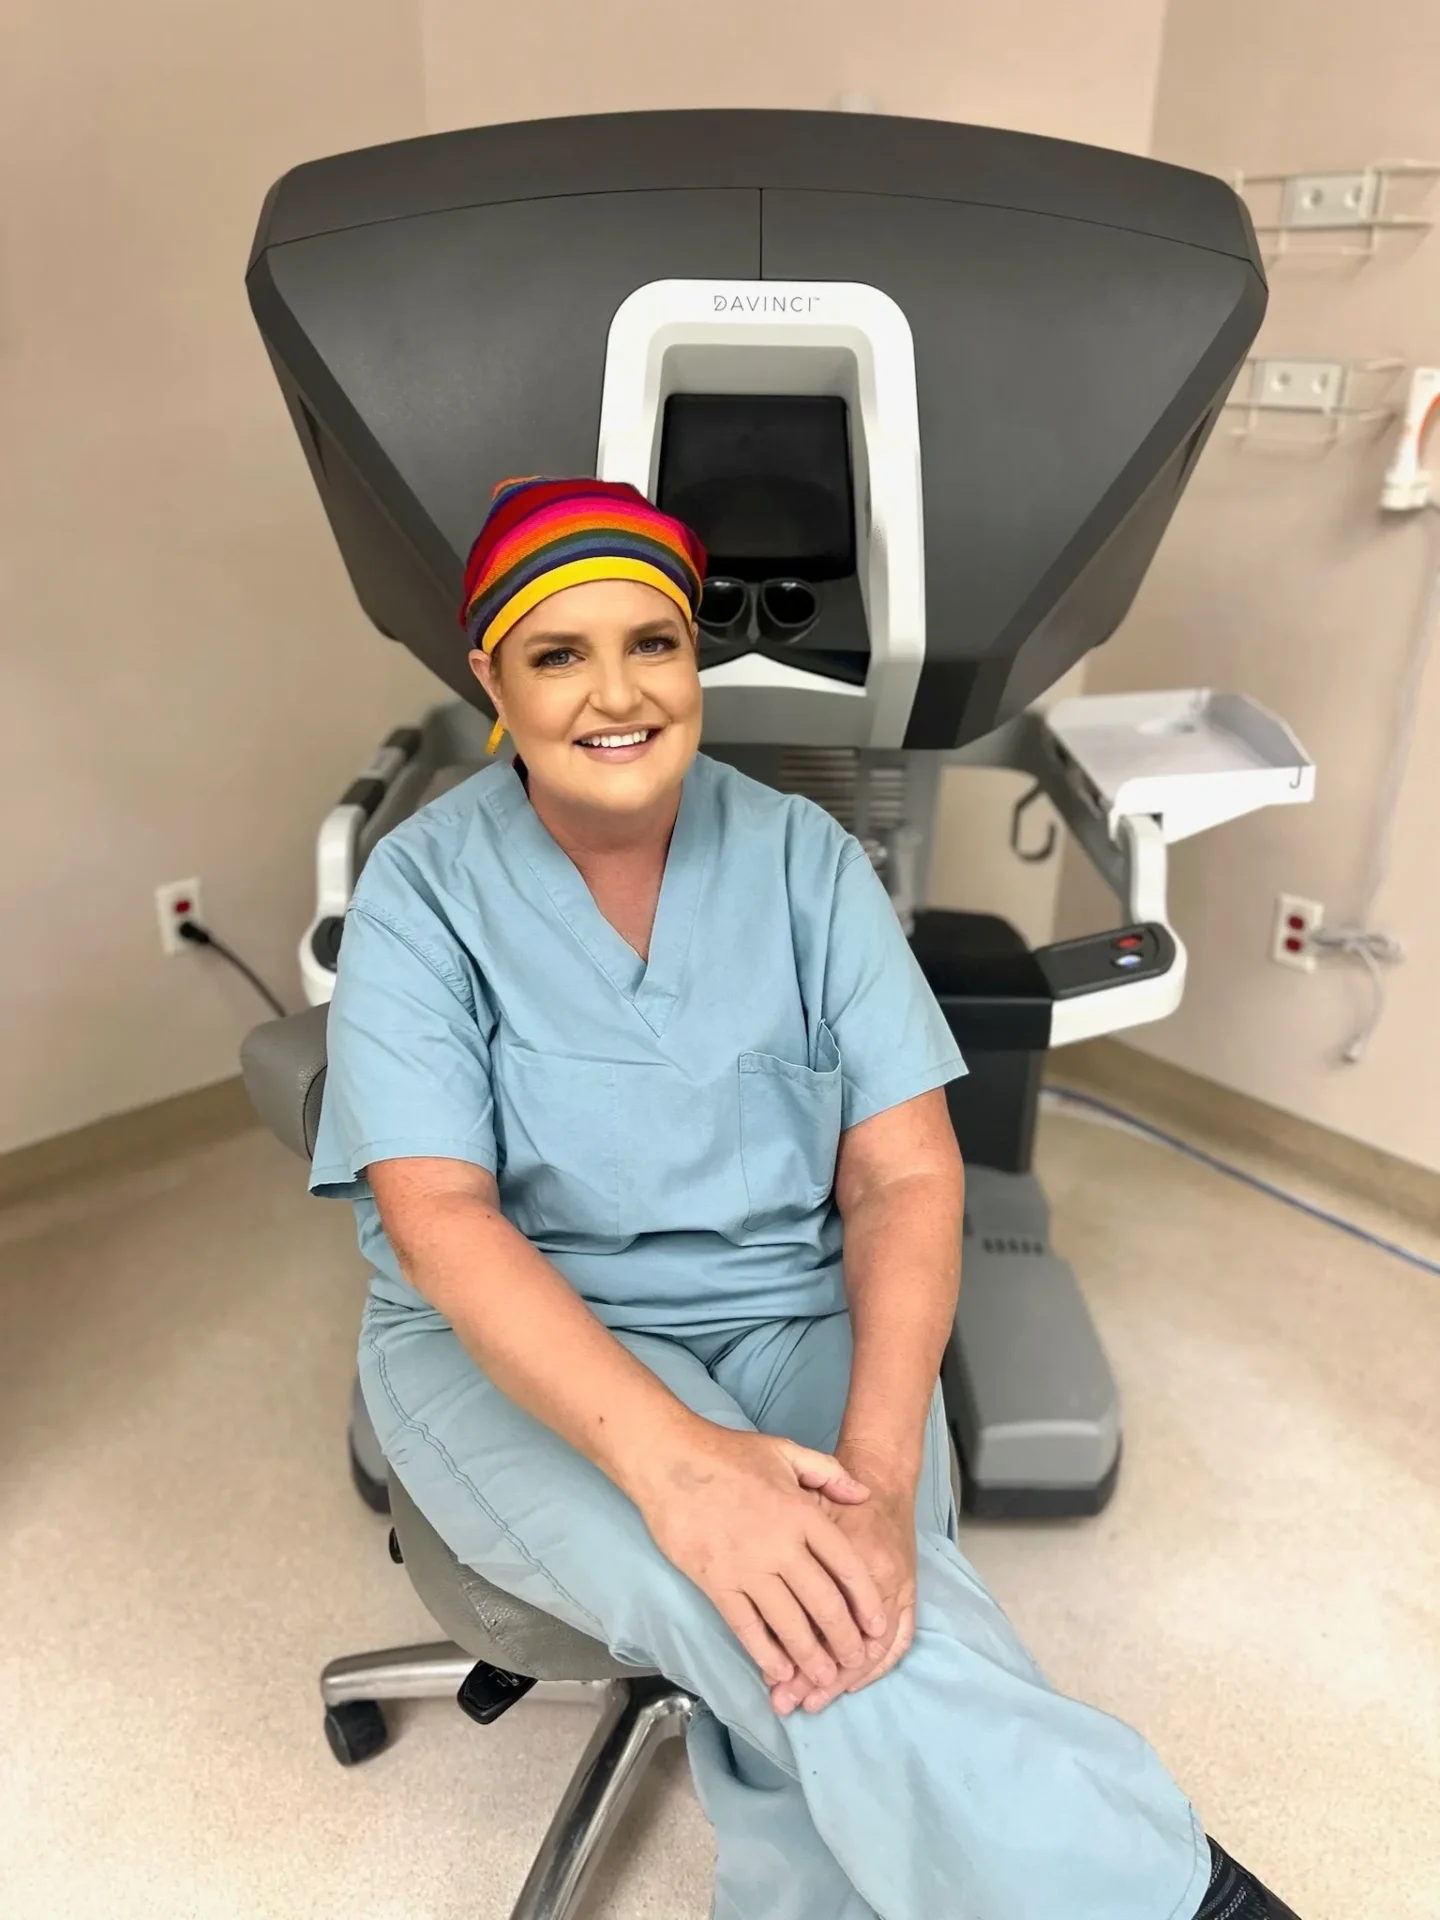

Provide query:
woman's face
left=470, top=578, right=702, bottom=818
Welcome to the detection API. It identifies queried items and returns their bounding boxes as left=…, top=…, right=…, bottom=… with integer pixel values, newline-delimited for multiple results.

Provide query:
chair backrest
left=239, top=1004, right=329, bottom=1159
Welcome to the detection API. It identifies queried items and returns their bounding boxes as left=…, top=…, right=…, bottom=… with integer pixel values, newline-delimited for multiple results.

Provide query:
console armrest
left=240, top=1004, right=329, bottom=1161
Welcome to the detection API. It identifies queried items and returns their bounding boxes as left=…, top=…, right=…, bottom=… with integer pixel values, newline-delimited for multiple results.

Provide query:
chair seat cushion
left=388, top=1473, right=647, bottom=1682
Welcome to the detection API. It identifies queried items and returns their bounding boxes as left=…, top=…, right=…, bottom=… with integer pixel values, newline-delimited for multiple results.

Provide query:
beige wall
left=0, top=0, right=434, bottom=1154
left=1058, top=0, right=1440, bottom=1174
left=2, top=0, right=1167, bottom=1154
left=421, top=0, right=1166, bottom=147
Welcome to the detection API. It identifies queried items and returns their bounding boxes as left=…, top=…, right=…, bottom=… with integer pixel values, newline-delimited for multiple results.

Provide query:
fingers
left=781, top=1602, right=916, bottom=1717
left=843, top=1602, right=915, bottom=1698
left=770, top=1677, right=808, bottom=1716
left=714, top=1591, right=797, bottom=1690
left=749, top=1574, right=840, bottom=1694
left=803, top=1514, right=891, bottom=1642
left=780, top=1555, right=868, bottom=1672
left=782, top=1443, right=871, bottom=1505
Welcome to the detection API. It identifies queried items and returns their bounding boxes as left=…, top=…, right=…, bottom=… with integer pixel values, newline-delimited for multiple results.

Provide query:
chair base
left=320, top=1640, right=696, bottom=1919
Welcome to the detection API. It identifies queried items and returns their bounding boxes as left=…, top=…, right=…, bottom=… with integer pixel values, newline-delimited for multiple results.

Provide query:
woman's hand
left=770, top=1446, right=919, bottom=1716
left=634, top=1425, right=893, bottom=1705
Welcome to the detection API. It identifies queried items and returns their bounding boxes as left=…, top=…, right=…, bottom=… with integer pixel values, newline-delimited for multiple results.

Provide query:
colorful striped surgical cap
left=460, top=477, right=707, bottom=657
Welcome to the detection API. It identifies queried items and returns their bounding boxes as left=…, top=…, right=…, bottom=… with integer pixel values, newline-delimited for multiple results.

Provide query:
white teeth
left=578, top=730, right=651, bottom=748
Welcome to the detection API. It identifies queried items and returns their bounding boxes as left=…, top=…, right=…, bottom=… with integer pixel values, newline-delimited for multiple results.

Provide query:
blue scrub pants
left=359, top=1298, right=1211, bottom=1920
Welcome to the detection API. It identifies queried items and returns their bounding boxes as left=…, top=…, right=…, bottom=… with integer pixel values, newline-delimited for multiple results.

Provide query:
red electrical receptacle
left=155, top=878, right=204, bottom=956
left=1272, top=893, right=1322, bottom=974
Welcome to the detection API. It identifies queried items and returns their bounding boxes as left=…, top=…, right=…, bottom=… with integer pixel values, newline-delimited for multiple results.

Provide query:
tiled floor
left=1, top=1109, right=1436, bottom=1919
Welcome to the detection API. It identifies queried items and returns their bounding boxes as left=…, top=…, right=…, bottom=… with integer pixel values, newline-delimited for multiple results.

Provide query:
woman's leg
left=688, top=1711, right=880, bottom=1920
left=359, top=1295, right=1211, bottom=1920
left=707, top=1313, right=1213, bottom=1920
left=357, top=1295, right=874, bottom=1920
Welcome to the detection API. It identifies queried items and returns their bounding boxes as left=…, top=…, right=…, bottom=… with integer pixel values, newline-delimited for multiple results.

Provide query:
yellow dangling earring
left=486, top=716, right=507, bottom=756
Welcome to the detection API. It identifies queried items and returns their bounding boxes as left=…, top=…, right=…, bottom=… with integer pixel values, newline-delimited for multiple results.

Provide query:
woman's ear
left=469, top=646, right=501, bottom=716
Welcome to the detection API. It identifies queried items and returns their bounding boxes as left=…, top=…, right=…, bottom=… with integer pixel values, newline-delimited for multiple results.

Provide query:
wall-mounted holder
left=1381, top=367, right=1440, bottom=511
left=1233, top=163, right=1440, bottom=261
left=1224, top=356, right=1405, bottom=444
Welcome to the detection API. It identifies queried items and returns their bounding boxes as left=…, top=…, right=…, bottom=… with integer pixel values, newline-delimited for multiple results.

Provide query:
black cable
left=177, top=919, right=288, bottom=1020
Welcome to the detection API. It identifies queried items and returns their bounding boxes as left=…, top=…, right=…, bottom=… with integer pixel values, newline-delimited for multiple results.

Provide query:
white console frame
left=951, top=690, right=1314, bottom=1045
left=596, top=279, right=925, bottom=751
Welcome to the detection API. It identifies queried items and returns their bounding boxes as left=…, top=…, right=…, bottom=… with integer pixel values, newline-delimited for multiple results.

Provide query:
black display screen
left=656, top=394, right=856, bottom=581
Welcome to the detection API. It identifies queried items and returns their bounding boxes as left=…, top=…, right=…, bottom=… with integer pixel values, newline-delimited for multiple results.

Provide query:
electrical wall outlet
left=155, top=877, right=203, bottom=956
left=1271, top=892, right=1323, bottom=973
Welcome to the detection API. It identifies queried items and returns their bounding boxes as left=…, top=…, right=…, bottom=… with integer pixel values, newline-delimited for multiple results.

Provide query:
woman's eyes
left=533, top=636, right=677, bottom=670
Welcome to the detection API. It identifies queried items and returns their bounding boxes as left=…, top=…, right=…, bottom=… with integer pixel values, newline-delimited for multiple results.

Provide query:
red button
left=1115, top=934, right=1143, bottom=950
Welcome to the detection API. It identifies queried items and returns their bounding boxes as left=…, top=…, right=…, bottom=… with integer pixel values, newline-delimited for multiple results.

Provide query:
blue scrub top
left=310, top=753, right=966, bottom=1335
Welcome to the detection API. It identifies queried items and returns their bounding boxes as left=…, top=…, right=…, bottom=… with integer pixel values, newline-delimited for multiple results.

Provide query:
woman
left=311, top=477, right=1297, bottom=1920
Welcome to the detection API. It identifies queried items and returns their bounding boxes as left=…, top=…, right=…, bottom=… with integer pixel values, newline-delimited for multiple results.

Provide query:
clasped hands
left=637, top=1424, right=919, bottom=1718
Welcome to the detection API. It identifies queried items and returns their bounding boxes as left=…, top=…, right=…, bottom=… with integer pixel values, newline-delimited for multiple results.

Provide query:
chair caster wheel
left=348, top=1436, right=391, bottom=1514
left=324, top=1700, right=388, bottom=1766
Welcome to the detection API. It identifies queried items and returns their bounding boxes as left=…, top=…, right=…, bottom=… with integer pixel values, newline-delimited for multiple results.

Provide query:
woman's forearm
left=836, top=1166, right=964, bottom=1492
left=383, top=1185, right=703, bottom=1504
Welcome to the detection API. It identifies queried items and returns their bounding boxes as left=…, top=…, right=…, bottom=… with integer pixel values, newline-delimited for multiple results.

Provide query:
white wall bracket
left=1224, top=357, right=1405, bottom=444
left=1234, top=161, right=1440, bottom=261
left=1381, top=367, right=1440, bottom=511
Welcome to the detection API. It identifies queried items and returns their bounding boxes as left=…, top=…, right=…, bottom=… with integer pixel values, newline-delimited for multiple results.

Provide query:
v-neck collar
left=484, top=756, right=713, bottom=1040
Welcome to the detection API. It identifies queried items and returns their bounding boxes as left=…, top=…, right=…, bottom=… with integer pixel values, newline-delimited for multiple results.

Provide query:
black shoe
left=1198, top=1839, right=1301, bottom=1920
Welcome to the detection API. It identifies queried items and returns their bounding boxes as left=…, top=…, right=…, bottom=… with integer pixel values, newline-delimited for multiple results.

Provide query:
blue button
left=1113, top=953, right=1143, bottom=969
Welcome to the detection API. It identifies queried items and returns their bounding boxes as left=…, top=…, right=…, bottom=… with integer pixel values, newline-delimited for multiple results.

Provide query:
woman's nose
left=588, top=660, right=646, bottom=715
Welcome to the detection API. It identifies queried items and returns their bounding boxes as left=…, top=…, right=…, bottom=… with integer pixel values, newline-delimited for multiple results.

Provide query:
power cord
left=1316, top=517, right=1440, bottom=1062
left=176, top=920, right=289, bottom=1020
left=1043, top=1085, right=1440, bottom=1280
left=1308, top=925, right=1405, bottom=1063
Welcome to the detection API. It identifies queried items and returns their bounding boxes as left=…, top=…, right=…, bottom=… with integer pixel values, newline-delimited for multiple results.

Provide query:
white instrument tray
left=1043, top=690, right=1315, bottom=842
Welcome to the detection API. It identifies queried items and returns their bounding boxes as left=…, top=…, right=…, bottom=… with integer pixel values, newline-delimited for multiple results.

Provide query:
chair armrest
left=240, top=1004, right=329, bottom=1161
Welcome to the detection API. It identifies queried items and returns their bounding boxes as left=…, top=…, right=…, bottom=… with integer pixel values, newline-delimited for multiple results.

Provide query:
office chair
left=241, top=1005, right=696, bottom=1920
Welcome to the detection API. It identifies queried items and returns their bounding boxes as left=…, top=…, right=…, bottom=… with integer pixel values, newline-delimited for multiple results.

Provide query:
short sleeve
left=823, top=849, right=967, bottom=1131
left=308, top=903, right=498, bottom=1201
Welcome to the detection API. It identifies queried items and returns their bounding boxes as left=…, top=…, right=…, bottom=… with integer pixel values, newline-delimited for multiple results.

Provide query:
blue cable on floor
left=1043, top=1085, right=1440, bottom=1280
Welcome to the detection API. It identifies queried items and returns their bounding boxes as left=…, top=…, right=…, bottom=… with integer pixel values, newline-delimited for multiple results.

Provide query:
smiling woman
left=309, top=473, right=1298, bottom=1920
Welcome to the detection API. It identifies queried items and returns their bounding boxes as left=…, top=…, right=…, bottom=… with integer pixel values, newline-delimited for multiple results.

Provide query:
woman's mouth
left=573, top=727, right=661, bottom=764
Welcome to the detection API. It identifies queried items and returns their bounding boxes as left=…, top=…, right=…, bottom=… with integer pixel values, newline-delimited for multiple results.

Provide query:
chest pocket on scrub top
left=738, top=1021, right=843, bottom=1231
